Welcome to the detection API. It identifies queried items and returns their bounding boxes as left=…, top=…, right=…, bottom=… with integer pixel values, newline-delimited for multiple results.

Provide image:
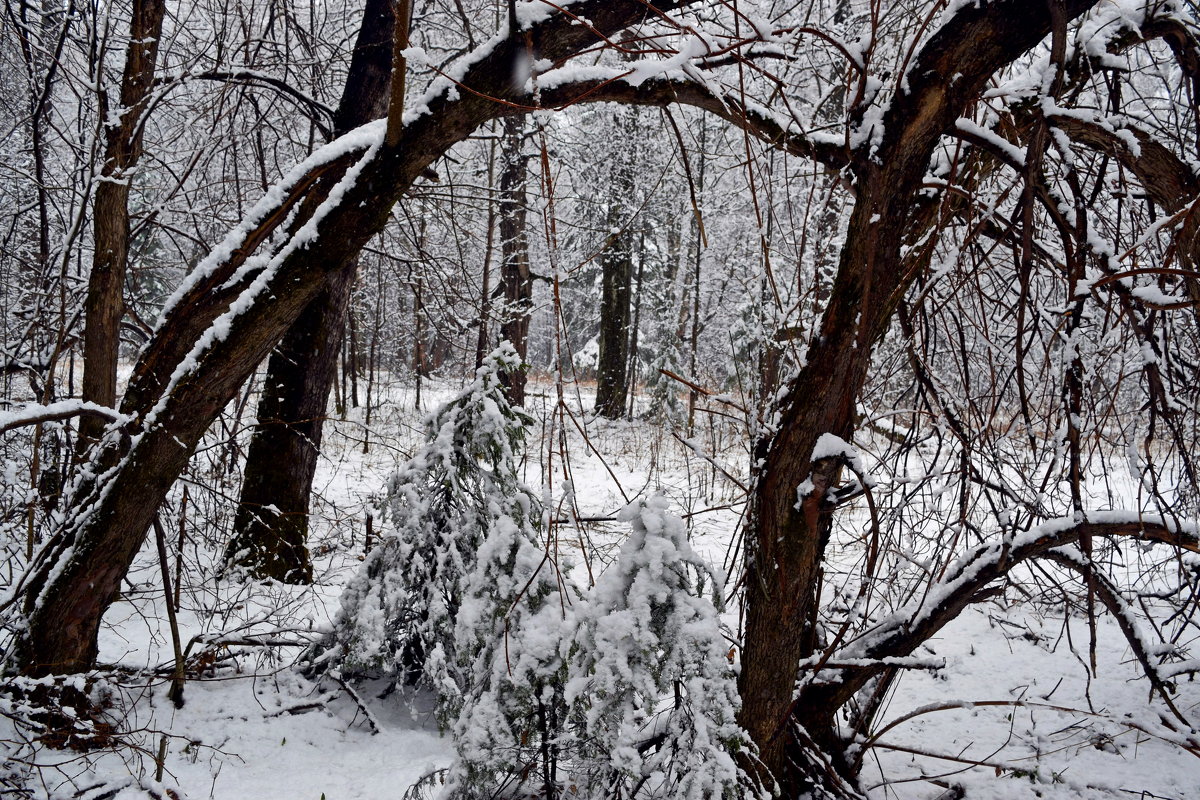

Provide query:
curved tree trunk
left=9, top=0, right=705, bottom=678
left=734, top=1, right=1103, bottom=794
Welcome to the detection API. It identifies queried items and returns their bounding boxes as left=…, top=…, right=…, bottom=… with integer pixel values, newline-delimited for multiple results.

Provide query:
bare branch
left=0, top=401, right=123, bottom=435
left=814, top=516, right=1200, bottom=708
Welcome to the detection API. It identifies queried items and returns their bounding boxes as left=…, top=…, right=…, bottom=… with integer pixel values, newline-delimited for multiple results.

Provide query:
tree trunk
left=474, top=140, right=497, bottom=371
left=79, top=0, right=166, bottom=448
left=594, top=110, right=639, bottom=419
left=224, top=277, right=351, bottom=582
left=625, top=236, right=645, bottom=418
left=594, top=220, right=634, bottom=418
left=228, top=0, right=394, bottom=581
left=734, top=0, right=1104, bottom=792
left=498, top=115, right=532, bottom=405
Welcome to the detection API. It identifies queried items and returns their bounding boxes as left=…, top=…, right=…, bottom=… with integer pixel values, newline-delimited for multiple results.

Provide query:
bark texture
left=594, top=111, right=639, bottom=419
left=79, top=0, right=166, bottom=447
left=734, top=0, right=1108, bottom=793
left=228, top=0, right=395, bottom=582
left=594, top=226, right=634, bottom=419
left=498, top=114, right=532, bottom=405
left=225, top=275, right=352, bottom=583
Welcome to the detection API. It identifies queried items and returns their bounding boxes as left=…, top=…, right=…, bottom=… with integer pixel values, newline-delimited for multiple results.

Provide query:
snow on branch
left=531, top=75, right=849, bottom=171
left=0, top=401, right=124, bottom=435
left=1046, top=111, right=1200, bottom=214
left=143, top=135, right=385, bottom=429
left=811, top=433, right=862, bottom=467
left=153, top=119, right=386, bottom=329
left=875, top=0, right=1103, bottom=167
left=828, top=513, right=1200, bottom=685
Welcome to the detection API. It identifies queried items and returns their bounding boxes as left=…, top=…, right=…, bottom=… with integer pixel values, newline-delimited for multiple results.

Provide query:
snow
left=955, top=118, right=1026, bottom=166
left=513, top=0, right=581, bottom=31
left=154, top=120, right=386, bottom=331
left=162, top=674, right=450, bottom=798
left=400, top=46, right=429, bottom=66
left=1131, top=283, right=1187, bottom=307
left=624, top=35, right=714, bottom=88
left=0, top=400, right=123, bottom=433
left=812, top=431, right=859, bottom=463
left=3, top=375, right=1199, bottom=798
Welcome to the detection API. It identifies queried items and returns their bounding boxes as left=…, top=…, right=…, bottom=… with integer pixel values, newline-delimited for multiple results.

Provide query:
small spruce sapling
left=645, top=340, right=686, bottom=423
left=442, top=517, right=571, bottom=799
left=314, top=343, right=541, bottom=725
left=567, top=494, right=758, bottom=800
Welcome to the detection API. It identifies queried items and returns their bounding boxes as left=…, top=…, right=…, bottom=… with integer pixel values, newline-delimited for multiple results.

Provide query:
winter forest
left=1, top=0, right=1200, bottom=798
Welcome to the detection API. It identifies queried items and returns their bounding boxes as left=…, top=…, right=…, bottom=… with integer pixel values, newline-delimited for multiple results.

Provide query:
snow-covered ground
left=7, top=375, right=1200, bottom=799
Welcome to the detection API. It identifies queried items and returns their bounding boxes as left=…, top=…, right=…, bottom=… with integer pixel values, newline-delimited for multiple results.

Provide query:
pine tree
left=317, top=351, right=755, bottom=800
left=314, top=343, right=541, bottom=725
left=567, top=495, right=758, bottom=800
left=443, top=524, right=571, bottom=799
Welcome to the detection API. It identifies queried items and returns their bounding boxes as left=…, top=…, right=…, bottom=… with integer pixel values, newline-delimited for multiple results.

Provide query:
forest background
left=2, top=0, right=1200, bottom=798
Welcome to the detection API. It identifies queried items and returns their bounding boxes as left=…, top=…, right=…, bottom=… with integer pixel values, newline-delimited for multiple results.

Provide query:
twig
left=153, top=515, right=186, bottom=708
left=332, top=675, right=380, bottom=735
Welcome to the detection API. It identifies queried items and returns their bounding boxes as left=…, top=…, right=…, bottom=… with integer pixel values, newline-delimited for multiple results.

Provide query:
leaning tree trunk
left=10, top=0, right=718, bottom=679
left=227, top=0, right=395, bottom=582
left=79, top=0, right=165, bottom=449
left=734, top=1, right=1103, bottom=794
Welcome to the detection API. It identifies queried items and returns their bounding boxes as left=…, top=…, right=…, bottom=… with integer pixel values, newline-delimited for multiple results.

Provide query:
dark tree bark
left=227, top=0, right=395, bottom=582
left=79, top=0, right=166, bottom=448
left=734, top=1, right=1108, bottom=794
left=594, top=221, right=634, bottom=418
left=474, top=142, right=497, bottom=372
left=498, top=114, right=532, bottom=405
left=11, top=0, right=708, bottom=678
left=224, top=275, right=352, bottom=582
left=594, top=110, right=639, bottom=419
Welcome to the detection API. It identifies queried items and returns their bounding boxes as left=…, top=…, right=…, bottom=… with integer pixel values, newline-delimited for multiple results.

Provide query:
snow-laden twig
left=0, top=401, right=123, bottom=435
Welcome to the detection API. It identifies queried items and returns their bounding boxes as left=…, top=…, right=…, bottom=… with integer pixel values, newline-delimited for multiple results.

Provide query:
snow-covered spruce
left=566, top=495, right=759, bottom=800
left=310, top=344, right=543, bottom=724
left=645, top=341, right=686, bottom=423
left=440, top=515, right=571, bottom=800
left=313, top=360, right=756, bottom=799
